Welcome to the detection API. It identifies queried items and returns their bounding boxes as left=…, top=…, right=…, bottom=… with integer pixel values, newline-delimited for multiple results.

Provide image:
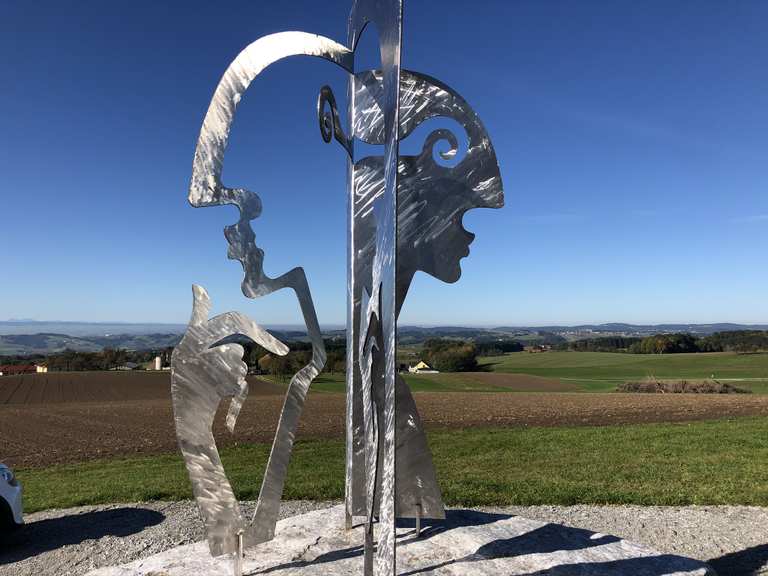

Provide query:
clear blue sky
left=2, top=0, right=767, bottom=326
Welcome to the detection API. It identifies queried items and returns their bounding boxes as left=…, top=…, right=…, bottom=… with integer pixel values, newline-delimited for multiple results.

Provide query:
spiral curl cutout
left=318, top=85, right=352, bottom=157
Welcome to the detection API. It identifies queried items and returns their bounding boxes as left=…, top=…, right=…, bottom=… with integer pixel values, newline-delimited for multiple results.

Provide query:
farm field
left=16, top=416, right=768, bottom=512
left=4, top=352, right=768, bottom=470
left=312, top=351, right=768, bottom=393
left=0, top=371, right=571, bottom=403
left=4, top=351, right=768, bottom=405
left=309, top=371, right=576, bottom=393
left=482, top=351, right=768, bottom=393
left=0, top=371, right=283, bottom=405
left=4, top=372, right=768, bottom=469
left=4, top=363, right=768, bottom=514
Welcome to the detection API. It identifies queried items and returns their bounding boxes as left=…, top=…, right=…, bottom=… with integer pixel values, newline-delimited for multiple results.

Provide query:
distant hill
left=492, top=323, right=768, bottom=338
left=397, top=326, right=503, bottom=343
left=3, top=320, right=768, bottom=355
left=0, top=320, right=331, bottom=338
left=0, top=321, right=187, bottom=337
left=0, top=333, right=183, bottom=355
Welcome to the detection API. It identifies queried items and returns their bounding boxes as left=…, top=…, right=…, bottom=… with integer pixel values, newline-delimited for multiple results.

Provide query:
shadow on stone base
left=86, top=505, right=715, bottom=575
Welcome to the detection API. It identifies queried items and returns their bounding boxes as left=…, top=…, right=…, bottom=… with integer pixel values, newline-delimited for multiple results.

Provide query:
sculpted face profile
left=335, top=68, right=504, bottom=539
left=172, top=32, right=351, bottom=556
left=170, top=1, right=503, bottom=573
left=347, top=69, right=504, bottom=301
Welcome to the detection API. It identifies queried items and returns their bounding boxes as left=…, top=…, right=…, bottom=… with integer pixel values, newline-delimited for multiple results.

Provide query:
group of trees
left=256, top=351, right=310, bottom=381
left=0, top=353, right=47, bottom=366
left=39, top=347, right=172, bottom=371
left=627, top=333, right=699, bottom=354
left=474, top=338, right=524, bottom=356
left=564, top=336, right=641, bottom=352
left=566, top=330, right=768, bottom=355
left=242, top=338, right=347, bottom=380
left=698, top=331, right=768, bottom=353
left=422, top=338, right=478, bottom=372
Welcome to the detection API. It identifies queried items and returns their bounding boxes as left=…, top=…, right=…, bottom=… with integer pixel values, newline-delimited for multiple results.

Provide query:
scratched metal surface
left=184, top=32, right=353, bottom=555
left=346, top=2, right=404, bottom=574
left=171, top=285, right=289, bottom=557
left=359, top=68, right=505, bottom=292
left=339, top=69, right=504, bottom=575
left=343, top=69, right=504, bottom=497
left=343, top=64, right=506, bottom=534
left=178, top=5, right=503, bottom=572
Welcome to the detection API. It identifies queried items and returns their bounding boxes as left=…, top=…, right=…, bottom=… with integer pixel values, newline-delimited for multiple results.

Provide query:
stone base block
left=87, top=505, right=715, bottom=575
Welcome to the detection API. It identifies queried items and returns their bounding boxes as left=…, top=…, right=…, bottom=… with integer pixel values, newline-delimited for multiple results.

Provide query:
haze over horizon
left=2, top=1, right=767, bottom=326
left=3, top=318, right=768, bottom=331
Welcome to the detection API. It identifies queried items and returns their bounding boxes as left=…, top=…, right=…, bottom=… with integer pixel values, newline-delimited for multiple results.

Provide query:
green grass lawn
left=481, top=351, right=768, bottom=393
left=17, top=417, right=768, bottom=512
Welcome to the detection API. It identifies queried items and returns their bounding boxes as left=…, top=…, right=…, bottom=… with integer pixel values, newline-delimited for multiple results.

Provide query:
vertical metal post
left=415, top=503, right=422, bottom=537
left=233, top=530, right=244, bottom=576
left=344, top=21, right=357, bottom=532
left=348, top=4, right=403, bottom=575
left=364, top=523, right=375, bottom=575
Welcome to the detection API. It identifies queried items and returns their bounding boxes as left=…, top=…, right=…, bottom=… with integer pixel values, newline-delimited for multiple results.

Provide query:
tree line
left=562, top=330, right=768, bottom=354
left=421, top=338, right=479, bottom=371
left=241, top=338, right=346, bottom=381
left=474, top=338, right=524, bottom=356
left=44, top=347, right=173, bottom=371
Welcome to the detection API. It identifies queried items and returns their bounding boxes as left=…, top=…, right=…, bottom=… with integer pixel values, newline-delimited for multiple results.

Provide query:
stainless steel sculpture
left=174, top=30, right=351, bottom=558
left=171, top=285, right=289, bottom=556
left=172, top=1, right=503, bottom=575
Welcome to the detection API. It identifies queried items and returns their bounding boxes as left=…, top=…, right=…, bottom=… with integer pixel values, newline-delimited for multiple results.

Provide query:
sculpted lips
left=462, top=228, right=476, bottom=257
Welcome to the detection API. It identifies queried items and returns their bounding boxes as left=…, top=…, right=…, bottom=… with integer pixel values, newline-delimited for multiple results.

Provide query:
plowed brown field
left=0, top=372, right=285, bottom=404
left=3, top=372, right=768, bottom=469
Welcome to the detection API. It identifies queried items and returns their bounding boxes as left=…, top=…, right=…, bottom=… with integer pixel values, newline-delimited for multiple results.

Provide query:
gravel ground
left=1, top=501, right=767, bottom=575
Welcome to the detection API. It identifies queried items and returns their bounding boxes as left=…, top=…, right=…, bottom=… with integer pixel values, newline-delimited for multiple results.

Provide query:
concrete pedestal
left=87, top=505, right=715, bottom=575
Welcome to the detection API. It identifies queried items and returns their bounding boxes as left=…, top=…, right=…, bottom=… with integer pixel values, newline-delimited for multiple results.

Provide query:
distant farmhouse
left=525, top=344, right=551, bottom=353
left=408, top=361, right=439, bottom=374
left=0, top=363, right=47, bottom=376
left=111, top=362, right=140, bottom=371
left=146, top=356, right=169, bottom=371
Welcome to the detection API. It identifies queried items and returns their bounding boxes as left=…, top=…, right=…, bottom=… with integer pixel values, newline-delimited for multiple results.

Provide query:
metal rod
left=364, top=523, right=374, bottom=576
left=415, top=503, right=422, bottom=537
left=233, top=530, right=244, bottom=576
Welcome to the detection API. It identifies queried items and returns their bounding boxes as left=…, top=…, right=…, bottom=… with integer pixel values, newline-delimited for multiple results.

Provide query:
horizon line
left=4, top=319, right=768, bottom=329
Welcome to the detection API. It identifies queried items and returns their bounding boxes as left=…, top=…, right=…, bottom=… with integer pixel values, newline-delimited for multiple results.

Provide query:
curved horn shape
left=184, top=31, right=353, bottom=553
left=190, top=31, right=352, bottom=208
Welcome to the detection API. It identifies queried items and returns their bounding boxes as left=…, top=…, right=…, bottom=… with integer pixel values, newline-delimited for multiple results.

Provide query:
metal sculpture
left=171, top=285, right=289, bottom=556
left=171, top=1, right=503, bottom=575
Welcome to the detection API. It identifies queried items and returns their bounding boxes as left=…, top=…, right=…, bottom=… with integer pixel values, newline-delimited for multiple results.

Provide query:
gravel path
left=1, top=501, right=767, bottom=575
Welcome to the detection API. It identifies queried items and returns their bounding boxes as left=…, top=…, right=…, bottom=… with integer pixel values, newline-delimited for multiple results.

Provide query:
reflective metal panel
left=339, top=66, right=504, bottom=575
left=347, top=2, right=403, bottom=574
left=178, top=4, right=504, bottom=574
left=185, top=32, right=351, bottom=555
left=171, top=285, right=289, bottom=556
